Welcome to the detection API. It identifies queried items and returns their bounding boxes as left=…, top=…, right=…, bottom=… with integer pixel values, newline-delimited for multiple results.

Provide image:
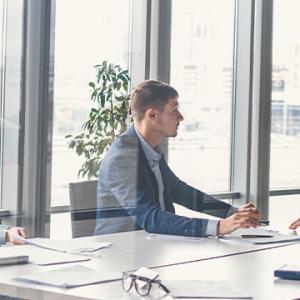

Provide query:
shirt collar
left=134, top=126, right=162, bottom=163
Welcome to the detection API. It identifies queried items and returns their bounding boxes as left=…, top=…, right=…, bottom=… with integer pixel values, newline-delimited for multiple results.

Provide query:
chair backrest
left=69, top=180, right=98, bottom=238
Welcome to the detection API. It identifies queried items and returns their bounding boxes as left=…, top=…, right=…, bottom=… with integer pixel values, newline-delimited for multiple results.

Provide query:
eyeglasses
left=122, top=272, right=170, bottom=297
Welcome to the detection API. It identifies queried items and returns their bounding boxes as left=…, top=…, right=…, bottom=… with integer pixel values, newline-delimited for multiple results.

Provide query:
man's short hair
left=130, top=80, right=179, bottom=121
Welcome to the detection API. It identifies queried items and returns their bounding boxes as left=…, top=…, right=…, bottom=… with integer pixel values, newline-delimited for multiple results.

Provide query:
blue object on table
left=274, top=264, right=300, bottom=280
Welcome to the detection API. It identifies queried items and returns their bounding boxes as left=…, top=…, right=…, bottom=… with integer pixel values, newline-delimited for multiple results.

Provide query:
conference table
left=1, top=230, right=300, bottom=300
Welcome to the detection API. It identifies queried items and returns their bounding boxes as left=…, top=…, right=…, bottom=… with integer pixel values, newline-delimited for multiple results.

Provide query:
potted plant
left=65, top=61, right=131, bottom=237
left=66, top=60, right=131, bottom=179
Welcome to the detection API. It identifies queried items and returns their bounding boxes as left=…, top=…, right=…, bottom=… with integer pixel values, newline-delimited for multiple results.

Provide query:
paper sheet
left=164, top=280, right=252, bottom=299
left=133, top=266, right=159, bottom=290
left=0, top=245, right=90, bottom=266
left=25, top=238, right=112, bottom=256
left=13, top=265, right=121, bottom=288
left=223, top=228, right=300, bottom=244
left=13, top=236, right=112, bottom=257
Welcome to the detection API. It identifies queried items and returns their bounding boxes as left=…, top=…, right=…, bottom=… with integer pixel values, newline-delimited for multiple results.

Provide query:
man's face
left=155, top=97, right=184, bottom=138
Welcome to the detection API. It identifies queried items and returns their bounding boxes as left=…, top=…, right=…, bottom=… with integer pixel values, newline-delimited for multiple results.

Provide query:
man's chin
left=165, top=129, right=178, bottom=138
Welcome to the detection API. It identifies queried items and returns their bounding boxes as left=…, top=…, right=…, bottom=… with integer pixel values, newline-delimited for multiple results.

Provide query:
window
left=169, top=0, right=235, bottom=192
left=4, top=0, right=298, bottom=238
left=269, top=195, right=300, bottom=227
left=270, top=0, right=300, bottom=189
left=50, top=0, right=131, bottom=238
left=0, top=0, right=24, bottom=215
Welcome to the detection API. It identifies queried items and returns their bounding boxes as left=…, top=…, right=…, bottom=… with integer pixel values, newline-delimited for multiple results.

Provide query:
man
left=0, top=225, right=27, bottom=245
left=94, top=80, right=260, bottom=237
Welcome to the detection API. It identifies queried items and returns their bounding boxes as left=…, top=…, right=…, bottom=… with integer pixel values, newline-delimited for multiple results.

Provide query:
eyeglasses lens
left=122, top=273, right=133, bottom=292
left=135, top=278, right=151, bottom=296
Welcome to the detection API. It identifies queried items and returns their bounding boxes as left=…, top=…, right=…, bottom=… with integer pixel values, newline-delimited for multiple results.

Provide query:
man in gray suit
left=95, top=80, right=260, bottom=237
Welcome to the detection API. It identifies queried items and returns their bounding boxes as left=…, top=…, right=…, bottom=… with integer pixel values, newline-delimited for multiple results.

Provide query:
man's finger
left=238, top=208, right=260, bottom=215
left=238, top=210, right=260, bottom=217
left=239, top=203, right=255, bottom=210
left=289, top=220, right=300, bottom=229
left=233, top=215, right=260, bottom=227
left=235, top=212, right=260, bottom=221
left=234, top=220, right=258, bottom=229
left=18, top=228, right=27, bottom=238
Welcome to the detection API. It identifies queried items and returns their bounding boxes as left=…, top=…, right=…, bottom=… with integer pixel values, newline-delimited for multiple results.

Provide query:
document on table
left=24, top=237, right=112, bottom=256
left=164, top=280, right=252, bottom=299
left=222, top=228, right=300, bottom=244
left=13, top=265, right=121, bottom=288
left=0, top=255, right=29, bottom=266
left=0, top=245, right=90, bottom=266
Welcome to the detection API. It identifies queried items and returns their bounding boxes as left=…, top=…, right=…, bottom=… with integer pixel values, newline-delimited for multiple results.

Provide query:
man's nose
left=178, top=112, right=184, bottom=121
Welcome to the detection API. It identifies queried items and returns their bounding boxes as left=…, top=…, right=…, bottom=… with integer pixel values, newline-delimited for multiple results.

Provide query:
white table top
left=0, top=230, right=300, bottom=300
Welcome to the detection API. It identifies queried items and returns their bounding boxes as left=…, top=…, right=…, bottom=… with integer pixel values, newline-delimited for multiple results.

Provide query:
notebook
left=0, top=255, right=29, bottom=266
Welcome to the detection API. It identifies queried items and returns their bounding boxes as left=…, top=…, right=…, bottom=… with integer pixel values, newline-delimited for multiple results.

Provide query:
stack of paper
left=223, top=228, right=300, bottom=244
left=1, top=237, right=113, bottom=265
left=13, top=265, right=121, bottom=288
left=122, top=267, right=251, bottom=299
left=0, top=255, right=29, bottom=266
left=164, top=280, right=252, bottom=299
left=0, top=245, right=90, bottom=266
left=24, top=238, right=112, bottom=257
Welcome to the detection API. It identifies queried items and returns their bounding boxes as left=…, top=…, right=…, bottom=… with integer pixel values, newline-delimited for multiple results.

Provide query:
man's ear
left=145, top=108, right=157, bottom=121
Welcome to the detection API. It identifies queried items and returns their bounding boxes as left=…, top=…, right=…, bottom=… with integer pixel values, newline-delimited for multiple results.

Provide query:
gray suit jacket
left=94, top=125, right=236, bottom=236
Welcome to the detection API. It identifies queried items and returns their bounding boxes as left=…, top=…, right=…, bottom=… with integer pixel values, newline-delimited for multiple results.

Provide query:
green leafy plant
left=66, top=61, right=131, bottom=179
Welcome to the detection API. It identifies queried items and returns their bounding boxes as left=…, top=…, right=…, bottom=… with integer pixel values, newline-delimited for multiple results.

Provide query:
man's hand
left=218, top=203, right=260, bottom=235
left=289, top=218, right=300, bottom=230
left=5, top=227, right=27, bottom=245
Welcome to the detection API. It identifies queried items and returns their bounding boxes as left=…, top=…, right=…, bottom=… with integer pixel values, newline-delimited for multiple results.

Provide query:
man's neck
left=134, top=123, right=162, bottom=149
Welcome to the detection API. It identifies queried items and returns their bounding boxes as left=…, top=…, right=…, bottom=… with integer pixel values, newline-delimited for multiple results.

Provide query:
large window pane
left=269, top=195, right=300, bottom=230
left=169, top=0, right=235, bottom=192
left=270, top=0, right=300, bottom=189
left=0, top=0, right=24, bottom=215
left=50, top=0, right=131, bottom=238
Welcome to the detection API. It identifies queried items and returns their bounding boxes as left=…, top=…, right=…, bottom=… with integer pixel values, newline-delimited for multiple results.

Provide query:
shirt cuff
left=0, top=225, right=9, bottom=245
left=205, top=219, right=219, bottom=236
